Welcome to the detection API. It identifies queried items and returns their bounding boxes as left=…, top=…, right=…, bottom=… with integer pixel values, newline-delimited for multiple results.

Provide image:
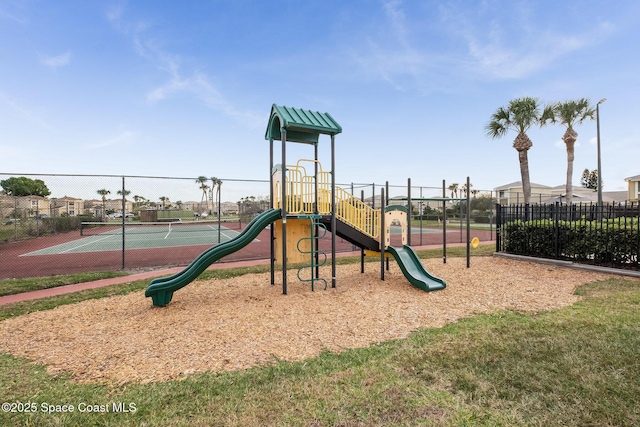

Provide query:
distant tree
left=116, top=189, right=131, bottom=213
left=485, top=97, right=553, bottom=205
left=543, top=99, right=596, bottom=204
left=1, top=176, right=51, bottom=197
left=448, top=183, right=459, bottom=198
left=581, top=169, right=600, bottom=191
left=461, top=181, right=474, bottom=198
left=210, top=177, right=223, bottom=218
left=176, top=200, right=183, bottom=209
left=133, top=195, right=145, bottom=211
left=159, top=196, right=169, bottom=210
left=96, top=189, right=110, bottom=220
left=470, top=195, right=493, bottom=211
left=196, top=176, right=209, bottom=215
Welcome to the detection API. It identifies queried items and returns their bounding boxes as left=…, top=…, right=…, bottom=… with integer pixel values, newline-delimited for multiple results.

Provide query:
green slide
left=386, top=245, right=446, bottom=292
left=145, top=208, right=282, bottom=307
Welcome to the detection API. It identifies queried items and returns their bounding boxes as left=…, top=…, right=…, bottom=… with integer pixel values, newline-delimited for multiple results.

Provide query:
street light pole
left=596, top=98, right=606, bottom=218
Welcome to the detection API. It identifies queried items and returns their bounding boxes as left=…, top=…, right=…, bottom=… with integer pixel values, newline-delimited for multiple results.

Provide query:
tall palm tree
left=116, top=189, right=131, bottom=214
left=544, top=99, right=595, bottom=205
left=133, top=195, right=144, bottom=211
left=210, top=177, right=223, bottom=219
left=195, top=176, right=209, bottom=215
left=159, top=196, right=169, bottom=210
left=461, top=181, right=473, bottom=198
left=96, top=189, right=110, bottom=220
left=485, top=97, right=552, bottom=205
left=448, top=183, right=459, bottom=199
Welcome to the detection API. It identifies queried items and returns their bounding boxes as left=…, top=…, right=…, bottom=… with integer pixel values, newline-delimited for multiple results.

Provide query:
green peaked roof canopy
left=265, top=104, right=342, bottom=144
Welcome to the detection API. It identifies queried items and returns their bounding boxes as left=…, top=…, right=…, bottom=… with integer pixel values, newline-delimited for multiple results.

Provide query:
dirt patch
left=0, top=257, right=613, bottom=385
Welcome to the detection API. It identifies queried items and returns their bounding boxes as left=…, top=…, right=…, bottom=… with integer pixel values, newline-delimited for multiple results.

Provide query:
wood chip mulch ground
left=0, top=257, right=614, bottom=385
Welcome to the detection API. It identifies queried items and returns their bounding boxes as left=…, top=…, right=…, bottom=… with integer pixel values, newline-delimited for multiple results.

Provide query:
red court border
left=0, top=226, right=494, bottom=279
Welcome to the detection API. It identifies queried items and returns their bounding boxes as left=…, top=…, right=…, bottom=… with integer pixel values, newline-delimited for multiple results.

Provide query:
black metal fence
left=496, top=202, right=640, bottom=270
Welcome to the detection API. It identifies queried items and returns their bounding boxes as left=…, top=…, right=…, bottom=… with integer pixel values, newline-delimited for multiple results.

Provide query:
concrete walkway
left=1, top=242, right=484, bottom=306
left=494, top=252, right=640, bottom=279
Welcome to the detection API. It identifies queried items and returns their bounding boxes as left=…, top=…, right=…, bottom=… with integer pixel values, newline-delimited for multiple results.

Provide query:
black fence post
left=495, top=204, right=501, bottom=252
left=554, top=202, right=560, bottom=259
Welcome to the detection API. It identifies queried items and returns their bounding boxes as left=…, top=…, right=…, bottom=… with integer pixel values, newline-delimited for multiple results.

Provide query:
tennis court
left=22, top=221, right=249, bottom=256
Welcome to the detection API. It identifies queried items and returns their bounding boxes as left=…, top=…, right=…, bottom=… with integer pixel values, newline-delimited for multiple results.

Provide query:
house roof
left=265, top=104, right=342, bottom=144
left=625, top=174, right=640, bottom=181
left=493, top=181, right=552, bottom=191
left=603, top=191, right=628, bottom=203
left=539, top=190, right=627, bottom=204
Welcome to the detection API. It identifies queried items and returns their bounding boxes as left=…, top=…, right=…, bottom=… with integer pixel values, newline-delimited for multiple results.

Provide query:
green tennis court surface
left=22, top=222, right=254, bottom=256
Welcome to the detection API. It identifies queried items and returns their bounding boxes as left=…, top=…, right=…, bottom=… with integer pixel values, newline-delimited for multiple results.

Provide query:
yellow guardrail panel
left=272, top=161, right=380, bottom=239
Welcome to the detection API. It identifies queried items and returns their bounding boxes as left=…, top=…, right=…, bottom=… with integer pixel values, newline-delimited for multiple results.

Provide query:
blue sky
left=1, top=0, right=639, bottom=202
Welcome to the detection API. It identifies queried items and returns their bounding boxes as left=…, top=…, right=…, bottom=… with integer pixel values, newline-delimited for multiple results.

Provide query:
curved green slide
left=145, top=208, right=282, bottom=307
left=386, top=245, right=446, bottom=292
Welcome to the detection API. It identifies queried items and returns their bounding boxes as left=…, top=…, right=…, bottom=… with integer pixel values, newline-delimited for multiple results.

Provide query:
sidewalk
left=0, top=241, right=486, bottom=306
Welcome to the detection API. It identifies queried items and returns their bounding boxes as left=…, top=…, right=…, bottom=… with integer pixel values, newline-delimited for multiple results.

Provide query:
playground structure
left=145, top=104, right=474, bottom=307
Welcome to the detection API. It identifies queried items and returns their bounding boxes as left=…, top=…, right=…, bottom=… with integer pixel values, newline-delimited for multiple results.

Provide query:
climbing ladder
left=296, top=215, right=327, bottom=291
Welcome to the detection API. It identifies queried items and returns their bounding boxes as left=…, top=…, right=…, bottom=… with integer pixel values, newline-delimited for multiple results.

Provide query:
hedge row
left=502, top=218, right=640, bottom=268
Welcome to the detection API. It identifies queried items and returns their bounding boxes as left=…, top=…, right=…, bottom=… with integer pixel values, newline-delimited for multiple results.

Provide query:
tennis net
left=80, top=220, right=222, bottom=236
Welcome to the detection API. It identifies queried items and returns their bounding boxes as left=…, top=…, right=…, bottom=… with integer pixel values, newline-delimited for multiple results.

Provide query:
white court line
left=219, top=229, right=261, bottom=243
left=219, top=229, right=235, bottom=241
left=59, top=235, right=114, bottom=254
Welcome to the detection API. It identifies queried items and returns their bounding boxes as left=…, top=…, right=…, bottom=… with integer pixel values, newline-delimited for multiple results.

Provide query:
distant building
left=625, top=174, right=640, bottom=203
left=493, top=181, right=553, bottom=205
left=494, top=181, right=632, bottom=205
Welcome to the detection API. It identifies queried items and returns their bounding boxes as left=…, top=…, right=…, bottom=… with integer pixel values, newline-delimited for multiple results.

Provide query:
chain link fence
left=1, top=173, right=495, bottom=279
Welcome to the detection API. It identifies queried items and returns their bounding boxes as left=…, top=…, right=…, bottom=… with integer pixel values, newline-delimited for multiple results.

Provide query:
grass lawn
left=1, top=249, right=638, bottom=426
left=0, top=272, right=128, bottom=298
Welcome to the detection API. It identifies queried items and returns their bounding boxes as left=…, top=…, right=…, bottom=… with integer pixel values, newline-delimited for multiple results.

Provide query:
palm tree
left=485, top=97, right=552, bottom=206
left=461, top=181, right=473, bottom=198
left=544, top=99, right=596, bottom=205
left=448, top=183, right=459, bottom=199
left=133, top=195, right=145, bottom=211
left=96, top=189, right=110, bottom=220
left=210, top=177, right=223, bottom=219
left=117, top=189, right=131, bottom=214
left=159, top=196, right=169, bottom=210
left=195, top=176, right=209, bottom=215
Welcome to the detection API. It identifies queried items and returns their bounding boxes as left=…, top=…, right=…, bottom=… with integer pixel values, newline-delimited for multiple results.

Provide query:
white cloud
left=0, top=92, right=49, bottom=129
left=106, top=5, right=260, bottom=125
left=0, top=1, right=29, bottom=24
left=353, top=2, right=617, bottom=91
left=41, top=52, right=72, bottom=68
left=85, top=130, right=137, bottom=149
left=350, top=0, right=430, bottom=92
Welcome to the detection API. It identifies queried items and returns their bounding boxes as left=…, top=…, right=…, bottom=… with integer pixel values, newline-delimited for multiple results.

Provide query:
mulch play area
left=0, top=257, right=613, bottom=385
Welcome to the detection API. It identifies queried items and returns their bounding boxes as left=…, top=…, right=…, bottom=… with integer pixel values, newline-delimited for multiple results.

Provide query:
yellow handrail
left=272, top=161, right=380, bottom=239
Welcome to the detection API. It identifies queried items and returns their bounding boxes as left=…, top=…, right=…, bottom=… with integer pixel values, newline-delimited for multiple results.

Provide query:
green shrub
left=502, top=217, right=640, bottom=269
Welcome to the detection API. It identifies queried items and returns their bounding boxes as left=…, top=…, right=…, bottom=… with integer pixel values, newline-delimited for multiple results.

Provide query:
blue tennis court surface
left=22, top=223, right=255, bottom=256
